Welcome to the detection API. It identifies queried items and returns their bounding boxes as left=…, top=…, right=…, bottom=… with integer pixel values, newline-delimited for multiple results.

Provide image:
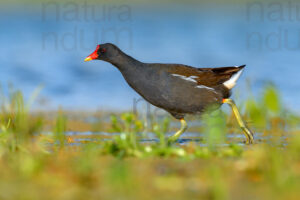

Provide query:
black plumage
left=84, top=43, right=254, bottom=144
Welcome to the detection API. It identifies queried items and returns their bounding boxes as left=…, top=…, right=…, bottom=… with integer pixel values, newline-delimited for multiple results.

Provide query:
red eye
left=101, top=48, right=106, bottom=53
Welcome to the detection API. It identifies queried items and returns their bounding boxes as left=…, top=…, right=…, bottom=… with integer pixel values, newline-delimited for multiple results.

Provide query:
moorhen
left=84, top=43, right=254, bottom=144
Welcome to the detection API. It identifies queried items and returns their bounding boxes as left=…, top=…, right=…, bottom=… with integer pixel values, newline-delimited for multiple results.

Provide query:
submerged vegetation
left=0, top=85, right=299, bottom=199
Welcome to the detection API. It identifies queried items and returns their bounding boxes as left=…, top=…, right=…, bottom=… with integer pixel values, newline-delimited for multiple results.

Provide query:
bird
left=84, top=43, right=254, bottom=144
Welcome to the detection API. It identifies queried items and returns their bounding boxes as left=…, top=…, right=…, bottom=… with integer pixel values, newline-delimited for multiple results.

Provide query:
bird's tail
left=223, top=65, right=245, bottom=89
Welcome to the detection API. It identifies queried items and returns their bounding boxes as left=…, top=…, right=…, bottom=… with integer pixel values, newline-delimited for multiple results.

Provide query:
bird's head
left=84, top=43, right=120, bottom=62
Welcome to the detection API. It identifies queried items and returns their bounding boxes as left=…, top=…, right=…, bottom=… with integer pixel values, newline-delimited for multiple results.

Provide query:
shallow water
left=61, top=131, right=289, bottom=147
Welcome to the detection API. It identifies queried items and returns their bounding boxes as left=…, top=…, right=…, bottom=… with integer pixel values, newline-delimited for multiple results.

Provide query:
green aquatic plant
left=263, top=84, right=281, bottom=114
left=53, top=110, right=67, bottom=148
left=202, top=109, right=227, bottom=149
left=0, top=86, right=44, bottom=150
left=0, top=84, right=298, bottom=199
left=245, top=84, right=285, bottom=132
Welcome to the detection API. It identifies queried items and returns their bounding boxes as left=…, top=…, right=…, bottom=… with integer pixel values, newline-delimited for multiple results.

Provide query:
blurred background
left=1, top=0, right=299, bottom=112
left=1, top=2, right=300, bottom=199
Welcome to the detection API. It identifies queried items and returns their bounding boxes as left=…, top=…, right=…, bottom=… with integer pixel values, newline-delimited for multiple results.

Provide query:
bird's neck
left=109, top=50, right=144, bottom=72
left=107, top=50, right=146, bottom=93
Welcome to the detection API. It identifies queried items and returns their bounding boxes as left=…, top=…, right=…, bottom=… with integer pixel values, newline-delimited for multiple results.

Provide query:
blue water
left=1, top=2, right=300, bottom=112
left=59, top=131, right=289, bottom=147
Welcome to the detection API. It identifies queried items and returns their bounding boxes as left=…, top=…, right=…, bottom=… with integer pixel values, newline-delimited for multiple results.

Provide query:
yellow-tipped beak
left=84, top=56, right=92, bottom=62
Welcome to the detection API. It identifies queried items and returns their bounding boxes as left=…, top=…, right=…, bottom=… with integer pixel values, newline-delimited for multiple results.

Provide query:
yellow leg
left=223, top=98, right=254, bottom=144
left=168, top=119, right=188, bottom=143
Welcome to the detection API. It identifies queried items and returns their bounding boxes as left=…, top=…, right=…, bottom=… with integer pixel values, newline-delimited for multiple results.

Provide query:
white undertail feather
left=223, top=68, right=244, bottom=89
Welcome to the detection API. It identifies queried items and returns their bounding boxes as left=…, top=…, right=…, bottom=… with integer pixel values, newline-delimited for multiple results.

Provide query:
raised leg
left=223, top=98, right=254, bottom=144
left=168, top=118, right=188, bottom=143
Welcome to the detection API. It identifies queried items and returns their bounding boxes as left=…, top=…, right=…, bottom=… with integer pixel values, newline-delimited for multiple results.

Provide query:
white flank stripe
left=183, top=77, right=197, bottom=83
left=195, top=85, right=215, bottom=91
left=171, top=74, right=183, bottom=77
left=223, top=68, right=244, bottom=89
left=171, top=74, right=197, bottom=83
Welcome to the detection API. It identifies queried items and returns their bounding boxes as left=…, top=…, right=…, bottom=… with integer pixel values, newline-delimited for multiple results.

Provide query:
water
left=1, top=3, right=300, bottom=112
left=61, top=131, right=289, bottom=147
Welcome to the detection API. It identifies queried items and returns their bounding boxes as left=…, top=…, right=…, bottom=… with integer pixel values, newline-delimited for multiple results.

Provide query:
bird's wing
left=167, top=64, right=245, bottom=88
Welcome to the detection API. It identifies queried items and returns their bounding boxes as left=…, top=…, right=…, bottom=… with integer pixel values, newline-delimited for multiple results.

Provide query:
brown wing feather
left=167, top=65, right=245, bottom=87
